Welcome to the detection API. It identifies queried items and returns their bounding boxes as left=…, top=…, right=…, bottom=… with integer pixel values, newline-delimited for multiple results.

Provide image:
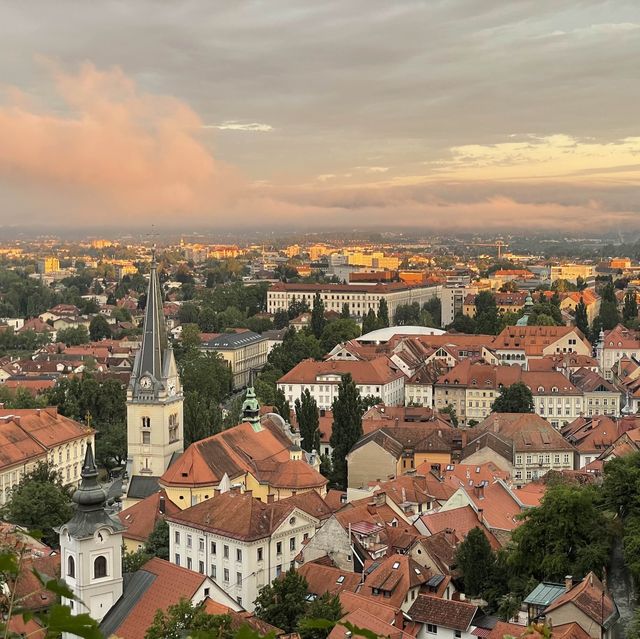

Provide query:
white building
left=166, top=490, right=321, bottom=611
left=267, top=282, right=441, bottom=324
left=278, top=357, right=405, bottom=410
left=596, top=324, right=640, bottom=380
left=440, top=285, right=478, bottom=327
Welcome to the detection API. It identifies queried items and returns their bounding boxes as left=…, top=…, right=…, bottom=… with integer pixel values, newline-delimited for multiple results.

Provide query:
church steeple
left=131, top=249, right=167, bottom=387
left=242, top=387, right=261, bottom=427
left=125, top=248, right=184, bottom=487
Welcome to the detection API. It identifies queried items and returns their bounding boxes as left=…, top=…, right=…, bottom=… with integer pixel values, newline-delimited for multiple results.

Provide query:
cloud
left=204, top=121, right=273, bottom=132
left=0, top=61, right=242, bottom=222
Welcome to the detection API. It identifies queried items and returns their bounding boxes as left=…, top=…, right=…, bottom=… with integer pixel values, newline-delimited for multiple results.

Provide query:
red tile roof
left=419, top=506, right=500, bottom=549
left=298, top=563, right=361, bottom=596
left=118, top=489, right=180, bottom=543
left=407, top=594, right=477, bottom=631
left=278, top=357, right=404, bottom=386
left=109, top=558, right=209, bottom=639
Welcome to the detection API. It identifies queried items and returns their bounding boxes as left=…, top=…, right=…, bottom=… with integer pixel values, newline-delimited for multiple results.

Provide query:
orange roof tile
left=118, top=490, right=181, bottom=543
left=419, top=506, right=500, bottom=549
left=278, top=357, right=404, bottom=386
left=298, top=563, right=361, bottom=596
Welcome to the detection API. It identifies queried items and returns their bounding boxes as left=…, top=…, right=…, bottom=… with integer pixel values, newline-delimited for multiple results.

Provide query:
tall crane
left=468, top=240, right=508, bottom=259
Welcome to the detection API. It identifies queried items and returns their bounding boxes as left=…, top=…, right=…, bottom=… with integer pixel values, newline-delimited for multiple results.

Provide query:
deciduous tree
left=492, top=382, right=534, bottom=413
left=254, top=569, right=309, bottom=633
left=295, top=389, right=320, bottom=453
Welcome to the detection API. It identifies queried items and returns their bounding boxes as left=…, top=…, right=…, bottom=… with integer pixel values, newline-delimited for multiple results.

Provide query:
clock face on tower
left=168, top=381, right=176, bottom=396
left=140, top=376, right=152, bottom=390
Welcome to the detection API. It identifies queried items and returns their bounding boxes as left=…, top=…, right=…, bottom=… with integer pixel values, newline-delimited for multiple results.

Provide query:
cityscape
left=1, top=3, right=639, bottom=639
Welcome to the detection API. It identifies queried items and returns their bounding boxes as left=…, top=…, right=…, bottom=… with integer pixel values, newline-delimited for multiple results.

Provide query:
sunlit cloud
left=204, top=121, right=273, bottom=132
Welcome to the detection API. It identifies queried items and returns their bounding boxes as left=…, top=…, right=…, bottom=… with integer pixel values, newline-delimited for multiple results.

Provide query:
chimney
left=0, top=402, right=4, bottom=409
left=477, top=508, right=484, bottom=523
left=367, top=501, right=376, bottom=515
left=267, top=494, right=275, bottom=504
left=214, top=488, right=221, bottom=497
left=292, top=490, right=297, bottom=496
left=394, top=609, right=404, bottom=629
left=244, top=490, right=252, bottom=498
left=159, top=495, right=166, bottom=514
left=565, top=575, right=573, bottom=592
left=375, top=491, right=386, bottom=506
left=474, top=483, right=485, bottom=500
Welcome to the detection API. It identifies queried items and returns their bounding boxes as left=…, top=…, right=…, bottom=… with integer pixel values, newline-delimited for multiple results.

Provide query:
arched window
left=67, top=555, right=75, bottom=578
left=94, top=555, right=107, bottom=579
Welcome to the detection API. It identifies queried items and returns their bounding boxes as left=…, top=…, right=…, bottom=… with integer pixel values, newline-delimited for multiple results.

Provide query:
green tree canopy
left=509, top=482, right=611, bottom=582
left=57, top=326, right=90, bottom=346
left=254, top=569, right=309, bottom=633
left=492, top=382, right=534, bottom=413
left=310, top=292, right=326, bottom=339
left=377, top=298, right=390, bottom=328
left=329, top=373, right=364, bottom=490
left=320, top=319, right=360, bottom=353
left=88, top=314, right=111, bottom=341
left=295, top=389, right=320, bottom=453
left=574, top=297, right=589, bottom=336
left=455, top=527, right=495, bottom=597
left=1, top=462, right=73, bottom=547
left=145, top=599, right=232, bottom=639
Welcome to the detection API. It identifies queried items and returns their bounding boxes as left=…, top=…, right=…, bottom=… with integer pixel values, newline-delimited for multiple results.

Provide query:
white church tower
left=59, top=444, right=125, bottom=631
left=126, top=251, right=184, bottom=480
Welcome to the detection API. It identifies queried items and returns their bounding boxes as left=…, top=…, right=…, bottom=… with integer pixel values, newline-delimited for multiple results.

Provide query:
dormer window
left=552, top=386, right=559, bottom=393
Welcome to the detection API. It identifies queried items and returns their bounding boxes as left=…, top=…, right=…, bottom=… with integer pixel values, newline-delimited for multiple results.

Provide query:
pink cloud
left=0, top=61, right=242, bottom=220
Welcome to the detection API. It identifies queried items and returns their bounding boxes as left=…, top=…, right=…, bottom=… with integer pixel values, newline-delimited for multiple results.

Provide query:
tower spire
left=131, top=251, right=167, bottom=384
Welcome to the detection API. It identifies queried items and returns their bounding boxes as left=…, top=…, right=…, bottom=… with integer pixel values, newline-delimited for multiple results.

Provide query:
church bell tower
left=126, top=250, right=184, bottom=479
left=59, top=444, right=124, bottom=630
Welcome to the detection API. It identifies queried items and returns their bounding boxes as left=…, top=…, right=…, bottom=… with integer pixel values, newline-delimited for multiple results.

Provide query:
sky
left=1, top=0, right=639, bottom=232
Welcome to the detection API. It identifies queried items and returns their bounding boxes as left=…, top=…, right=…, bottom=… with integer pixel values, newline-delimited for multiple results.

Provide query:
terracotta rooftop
left=166, top=489, right=320, bottom=541
left=278, top=357, right=404, bottom=386
left=118, top=489, right=180, bottom=543
left=493, top=326, right=589, bottom=356
left=474, top=413, right=575, bottom=453
left=407, top=594, right=477, bottom=632
left=298, top=562, right=361, bottom=596
left=419, top=506, right=500, bottom=550
left=327, top=608, right=413, bottom=639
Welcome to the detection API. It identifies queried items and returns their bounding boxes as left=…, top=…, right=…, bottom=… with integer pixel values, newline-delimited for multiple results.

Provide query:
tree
left=95, top=420, right=126, bottom=472
left=423, top=298, right=442, bottom=327
left=597, top=281, right=620, bottom=331
left=492, top=382, right=534, bottom=413
left=1, top=462, right=73, bottom=547
left=362, top=309, right=378, bottom=335
left=57, top=326, right=90, bottom=346
left=329, top=374, right=364, bottom=490
left=145, top=599, right=232, bottom=639
left=310, top=292, right=326, bottom=339
left=123, top=548, right=152, bottom=573
left=448, top=313, right=476, bottom=334
left=178, top=302, right=200, bottom=325
left=299, top=593, right=343, bottom=639
left=181, top=323, right=202, bottom=351
left=510, top=482, right=611, bottom=582
left=340, top=303, right=350, bottom=319
left=295, top=389, right=320, bottom=452
left=145, top=519, right=170, bottom=560
left=624, top=290, right=638, bottom=324
left=88, top=314, right=111, bottom=341
left=440, top=404, right=458, bottom=427
left=320, top=319, right=360, bottom=353
left=455, top=527, right=495, bottom=597
left=474, top=292, right=500, bottom=334
left=530, top=313, right=556, bottom=326
left=183, top=391, right=222, bottom=446
left=377, top=298, right=390, bottom=328
left=274, top=388, right=291, bottom=421
left=254, top=568, right=309, bottom=633
left=273, top=309, right=290, bottom=330
left=575, top=297, right=589, bottom=336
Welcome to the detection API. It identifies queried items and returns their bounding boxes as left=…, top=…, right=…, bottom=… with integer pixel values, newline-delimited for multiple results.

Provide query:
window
left=187, top=557, right=192, bottom=570
left=236, top=548, right=242, bottom=562
left=94, top=556, right=107, bottom=579
left=257, top=547, right=263, bottom=561
left=223, top=545, right=229, bottom=559
left=237, top=571, right=242, bottom=585
left=187, top=535, right=192, bottom=548
left=211, top=541, right=216, bottom=555
left=427, top=624, right=437, bottom=635
left=174, top=531, right=180, bottom=544
left=224, top=569, right=230, bottom=582
left=142, top=431, right=150, bottom=444
left=142, top=416, right=151, bottom=428
left=204, top=588, right=210, bottom=597
left=199, top=561, right=205, bottom=574
left=276, top=564, right=282, bottom=577
left=175, top=554, right=181, bottom=566
left=67, top=555, right=75, bottom=578
left=276, top=542, right=282, bottom=555
left=455, top=631, right=462, bottom=638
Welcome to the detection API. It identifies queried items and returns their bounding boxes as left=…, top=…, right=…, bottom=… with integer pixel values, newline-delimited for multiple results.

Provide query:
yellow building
left=37, top=256, right=60, bottom=274
left=550, top=264, right=596, bottom=283
left=200, top=330, right=268, bottom=390
left=159, top=412, right=327, bottom=509
left=0, top=407, right=94, bottom=505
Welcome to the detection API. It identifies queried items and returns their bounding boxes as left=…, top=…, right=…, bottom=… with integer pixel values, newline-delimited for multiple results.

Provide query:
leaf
left=233, top=625, right=275, bottom=639
left=299, top=618, right=336, bottom=631
left=0, top=550, right=19, bottom=574
left=42, top=604, right=103, bottom=639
